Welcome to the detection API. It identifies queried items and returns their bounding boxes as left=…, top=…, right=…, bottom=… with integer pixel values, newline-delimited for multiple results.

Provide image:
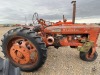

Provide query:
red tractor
left=1, top=1, right=100, bottom=71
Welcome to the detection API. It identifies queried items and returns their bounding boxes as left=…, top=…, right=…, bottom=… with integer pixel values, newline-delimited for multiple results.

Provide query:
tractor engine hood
left=44, top=25, right=100, bottom=34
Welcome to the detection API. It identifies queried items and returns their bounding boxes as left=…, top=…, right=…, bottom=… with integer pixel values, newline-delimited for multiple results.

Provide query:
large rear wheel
left=1, top=27, right=47, bottom=71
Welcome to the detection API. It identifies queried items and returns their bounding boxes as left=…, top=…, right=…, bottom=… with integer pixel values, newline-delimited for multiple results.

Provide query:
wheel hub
left=9, top=38, right=38, bottom=65
left=16, top=51, right=24, bottom=59
left=10, top=44, right=30, bottom=64
left=86, top=53, right=94, bottom=60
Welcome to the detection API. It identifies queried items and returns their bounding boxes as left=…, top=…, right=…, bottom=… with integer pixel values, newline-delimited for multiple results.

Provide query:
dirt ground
left=0, top=27, right=100, bottom=75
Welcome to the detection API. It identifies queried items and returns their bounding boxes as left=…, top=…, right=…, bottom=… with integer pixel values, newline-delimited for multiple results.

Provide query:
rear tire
left=1, top=27, right=47, bottom=71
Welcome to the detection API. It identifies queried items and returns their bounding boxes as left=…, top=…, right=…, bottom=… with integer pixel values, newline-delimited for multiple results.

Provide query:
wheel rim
left=8, top=37, right=38, bottom=65
left=86, top=53, right=94, bottom=60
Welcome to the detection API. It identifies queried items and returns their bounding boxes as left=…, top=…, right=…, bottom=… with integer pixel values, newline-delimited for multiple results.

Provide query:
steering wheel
left=32, top=12, right=39, bottom=25
left=32, top=13, right=47, bottom=27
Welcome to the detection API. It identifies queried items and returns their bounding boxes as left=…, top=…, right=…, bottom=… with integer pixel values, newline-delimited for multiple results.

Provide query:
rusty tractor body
left=1, top=1, right=100, bottom=71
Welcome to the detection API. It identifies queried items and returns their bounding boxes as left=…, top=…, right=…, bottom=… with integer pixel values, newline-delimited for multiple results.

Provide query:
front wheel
left=79, top=49, right=98, bottom=62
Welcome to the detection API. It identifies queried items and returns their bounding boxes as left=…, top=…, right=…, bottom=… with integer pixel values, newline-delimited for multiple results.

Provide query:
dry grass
left=0, top=27, right=100, bottom=75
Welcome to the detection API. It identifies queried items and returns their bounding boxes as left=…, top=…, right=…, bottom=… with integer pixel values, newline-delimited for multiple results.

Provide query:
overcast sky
left=0, top=0, right=100, bottom=24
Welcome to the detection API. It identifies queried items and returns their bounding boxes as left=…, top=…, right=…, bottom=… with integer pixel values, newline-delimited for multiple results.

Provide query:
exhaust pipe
left=71, top=0, right=76, bottom=24
left=47, top=36, right=54, bottom=45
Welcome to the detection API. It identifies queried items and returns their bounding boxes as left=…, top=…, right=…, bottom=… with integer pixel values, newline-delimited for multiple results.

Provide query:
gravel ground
left=0, top=27, right=100, bottom=75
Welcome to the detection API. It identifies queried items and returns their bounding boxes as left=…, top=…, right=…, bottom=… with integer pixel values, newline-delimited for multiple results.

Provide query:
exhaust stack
left=71, top=0, right=76, bottom=24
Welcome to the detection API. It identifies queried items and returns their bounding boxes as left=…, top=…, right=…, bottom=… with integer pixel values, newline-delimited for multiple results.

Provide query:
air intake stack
left=71, top=0, right=76, bottom=24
